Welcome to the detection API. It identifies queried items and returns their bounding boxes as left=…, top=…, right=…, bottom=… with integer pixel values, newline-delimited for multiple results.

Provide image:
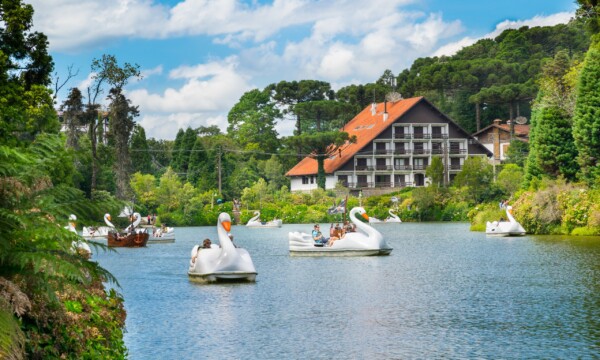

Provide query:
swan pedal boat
left=246, top=211, right=282, bottom=228
left=82, top=213, right=115, bottom=240
left=145, top=223, right=176, bottom=243
left=106, top=212, right=149, bottom=247
left=486, top=205, right=526, bottom=237
left=288, top=207, right=392, bottom=257
left=189, top=212, right=257, bottom=283
left=66, top=214, right=92, bottom=257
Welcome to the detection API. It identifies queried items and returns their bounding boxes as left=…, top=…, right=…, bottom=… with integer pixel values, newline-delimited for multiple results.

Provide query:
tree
left=107, top=88, right=139, bottom=199
left=453, top=156, right=494, bottom=203
left=426, top=156, right=445, bottom=187
left=505, top=140, right=529, bottom=168
left=187, top=136, right=207, bottom=185
left=287, top=131, right=356, bottom=189
left=497, top=164, right=524, bottom=196
left=86, top=54, right=141, bottom=192
left=60, top=87, right=85, bottom=149
left=228, top=88, right=280, bottom=151
left=130, top=124, right=152, bottom=174
left=171, top=127, right=197, bottom=176
left=573, top=41, right=600, bottom=183
left=0, top=0, right=58, bottom=145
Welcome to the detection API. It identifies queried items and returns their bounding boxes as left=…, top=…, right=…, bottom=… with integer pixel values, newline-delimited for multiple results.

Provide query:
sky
left=27, top=0, right=578, bottom=140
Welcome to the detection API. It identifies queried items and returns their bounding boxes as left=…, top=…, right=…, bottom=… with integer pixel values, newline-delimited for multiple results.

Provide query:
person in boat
left=228, top=233, right=238, bottom=248
left=343, top=220, right=354, bottom=233
left=312, top=224, right=328, bottom=245
left=202, top=238, right=212, bottom=248
left=328, top=224, right=345, bottom=247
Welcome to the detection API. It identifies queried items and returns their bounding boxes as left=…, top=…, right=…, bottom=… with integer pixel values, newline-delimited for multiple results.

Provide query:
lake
left=93, top=222, right=600, bottom=359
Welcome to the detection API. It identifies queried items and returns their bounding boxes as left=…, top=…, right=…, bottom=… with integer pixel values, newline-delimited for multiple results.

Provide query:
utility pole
left=217, top=147, right=222, bottom=194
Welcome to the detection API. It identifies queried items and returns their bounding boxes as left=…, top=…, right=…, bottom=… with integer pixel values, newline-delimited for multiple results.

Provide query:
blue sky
left=28, top=0, right=577, bottom=140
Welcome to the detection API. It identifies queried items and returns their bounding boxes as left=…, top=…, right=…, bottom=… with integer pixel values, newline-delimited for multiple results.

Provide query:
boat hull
left=289, top=248, right=392, bottom=257
left=188, top=271, right=257, bottom=283
left=485, top=231, right=526, bottom=237
left=107, top=232, right=149, bottom=247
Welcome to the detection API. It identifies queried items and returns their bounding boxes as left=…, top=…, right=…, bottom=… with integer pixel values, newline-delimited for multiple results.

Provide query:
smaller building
left=472, top=118, right=530, bottom=163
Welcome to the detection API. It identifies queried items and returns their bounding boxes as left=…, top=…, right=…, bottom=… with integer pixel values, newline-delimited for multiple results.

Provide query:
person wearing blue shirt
left=312, top=224, right=328, bottom=246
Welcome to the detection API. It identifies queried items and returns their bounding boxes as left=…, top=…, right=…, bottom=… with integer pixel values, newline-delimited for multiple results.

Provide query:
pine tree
left=130, top=125, right=152, bottom=174
left=573, top=41, right=600, bottom=183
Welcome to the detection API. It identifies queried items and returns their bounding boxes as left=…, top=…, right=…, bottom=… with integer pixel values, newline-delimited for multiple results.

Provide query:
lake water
left=93, top=223, right=600, bottom=359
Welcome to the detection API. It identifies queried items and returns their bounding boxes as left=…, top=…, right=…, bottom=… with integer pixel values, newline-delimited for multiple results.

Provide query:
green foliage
left=426, top=156, right=445, bottom=187
left=0, top=135, right=126, bottom=358
left=496, top=164, right=524, bottom=196
left=505, top=140, right=529, bottom=168
left=573, top=41, right=600, bottom=184
left=130, top=125, right=152, bottom=174
left=453, top=156, right=494, bottom=203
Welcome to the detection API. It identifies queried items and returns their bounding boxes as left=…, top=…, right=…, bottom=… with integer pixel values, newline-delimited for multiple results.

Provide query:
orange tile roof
left=472, top=123, right=530, bottom=138
left=286, top=97, right=423, bottom=176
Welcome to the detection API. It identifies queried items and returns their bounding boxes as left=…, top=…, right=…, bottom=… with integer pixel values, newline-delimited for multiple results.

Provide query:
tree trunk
left=317, top=154, right=326, bottom=189
left=90, top=121, right=98, bottom=192
left=475, top=103, right=481, bottom=131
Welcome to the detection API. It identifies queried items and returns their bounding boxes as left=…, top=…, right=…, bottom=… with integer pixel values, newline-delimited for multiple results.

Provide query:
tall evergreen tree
left=60, top=87, right=85, bottom=149
left=130, top=124, right=152, bottom=174
left=573, top=41, right=600, bottom=183
left=187, top=136, right=207, bottom=185
left=170, top=128, right=185, bottom=172
left=107, top=88, right=139, bottom=199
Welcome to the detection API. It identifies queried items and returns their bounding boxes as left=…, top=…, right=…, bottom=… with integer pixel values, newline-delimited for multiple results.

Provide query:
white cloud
left=126, top=57, right=251, bottom=139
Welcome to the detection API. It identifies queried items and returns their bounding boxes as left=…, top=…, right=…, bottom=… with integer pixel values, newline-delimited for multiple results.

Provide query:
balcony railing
left=394, top=165, right=412, bottom=171
left=449, top=149, right=467, bottom=154
left=449, top=164, right=463, bottom=170
left=431, top=148, right=443, bottom=154
left=375, top=165, right=393, bottom=171
left=393, top=181, right=413, bottom=188
left=355, top=165, right=373, bottom=171
left=374, top=149, right=394, bottom=155
left=413, top=133, right=431, bottom=140
left=394, top=133, right=412, bottom=139
left=412, top=149, right=431, bottom=155
left=374, top=181, right=392, bottom=188
left=413, top=165, right=427, bottom=171
left=431, top=133, right=449, bottom=139
left=394, top=149, right=411, bottom=155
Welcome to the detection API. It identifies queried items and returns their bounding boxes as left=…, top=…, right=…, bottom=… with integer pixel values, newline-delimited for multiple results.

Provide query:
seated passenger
left=312, top=224, right=328, bottom=245
left=202, top=238, right=212, bottom=248
left=328, top=224, right=345, bottom=247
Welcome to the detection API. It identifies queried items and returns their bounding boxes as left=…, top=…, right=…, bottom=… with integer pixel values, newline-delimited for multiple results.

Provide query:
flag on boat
left=327, top=198, right=347, bottom=215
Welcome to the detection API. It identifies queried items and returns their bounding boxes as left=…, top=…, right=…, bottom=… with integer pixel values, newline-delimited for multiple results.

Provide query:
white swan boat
left=368, top=216, right=383, bottom=224
left=146, top=225, right=176, bottom=243
left=384, top=209, right=402, bottom=223
left=246, top=211, right=282, bottom=228
left=486, top=205, right=526, bottom=237
left=189, top=212, right=257, bottom=282
left=66, top=214, right=91, bottom=256
left=288, top=207, right=393, bottom=256
left=82, top=213, right=114, bottom=240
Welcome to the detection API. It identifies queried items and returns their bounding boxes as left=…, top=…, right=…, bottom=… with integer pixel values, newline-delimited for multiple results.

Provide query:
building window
left=310, top=176, right=315, bottom=184
left=302, top=176, right=309, bottom=184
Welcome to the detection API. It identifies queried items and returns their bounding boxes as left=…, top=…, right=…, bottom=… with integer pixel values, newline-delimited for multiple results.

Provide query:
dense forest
left=2, top=0, right=600, bottom=357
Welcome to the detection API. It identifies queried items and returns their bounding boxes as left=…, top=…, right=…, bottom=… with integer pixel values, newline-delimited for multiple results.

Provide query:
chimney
left=371, top=102, right=376, bottom=116
left=383, top=100, right=388, bottom=121
left=493, top=119, right=501, bottom=126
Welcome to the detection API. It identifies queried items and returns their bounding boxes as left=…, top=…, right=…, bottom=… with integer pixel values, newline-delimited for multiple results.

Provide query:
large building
left=286, top=97, right=492, bottom=192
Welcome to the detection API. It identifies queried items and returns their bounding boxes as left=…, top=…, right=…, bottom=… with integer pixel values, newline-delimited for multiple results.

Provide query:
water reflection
left=94, top=224, right=600, bottom=359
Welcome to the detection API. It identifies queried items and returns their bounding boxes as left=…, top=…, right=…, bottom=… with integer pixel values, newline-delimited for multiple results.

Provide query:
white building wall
left=290, top=176, right=338, bottom=192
